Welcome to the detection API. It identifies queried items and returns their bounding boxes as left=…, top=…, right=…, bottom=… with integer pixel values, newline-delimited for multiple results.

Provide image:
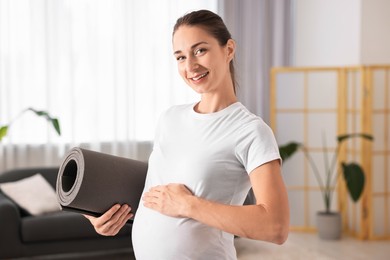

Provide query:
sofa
left=0, top=167, right=134, bottom=259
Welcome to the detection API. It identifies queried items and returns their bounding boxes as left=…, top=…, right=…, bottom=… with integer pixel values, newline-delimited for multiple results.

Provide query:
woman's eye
left=195, top=48, right=206, bottom=56
left=176, top=56, right=185, bottom=62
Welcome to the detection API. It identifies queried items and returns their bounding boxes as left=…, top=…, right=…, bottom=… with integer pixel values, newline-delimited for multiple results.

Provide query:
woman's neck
left=195, top=92, right=237, bottom=114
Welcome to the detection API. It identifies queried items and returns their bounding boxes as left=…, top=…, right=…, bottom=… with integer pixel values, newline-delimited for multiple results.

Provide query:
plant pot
left=316, top=211, right=342, bottom=240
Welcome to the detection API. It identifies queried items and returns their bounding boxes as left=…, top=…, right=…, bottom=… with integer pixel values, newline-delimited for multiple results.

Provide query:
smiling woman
left=84, top=9, right=289, bottom=260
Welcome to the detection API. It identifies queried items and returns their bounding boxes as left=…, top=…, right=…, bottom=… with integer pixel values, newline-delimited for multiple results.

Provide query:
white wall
left=293, top=0, right=361, bottom=66
left=293, top=0, right=390, bottom=66
left=361, top=0, right=390, bottom=64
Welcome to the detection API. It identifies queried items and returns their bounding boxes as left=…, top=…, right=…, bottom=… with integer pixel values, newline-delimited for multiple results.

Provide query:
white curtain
left=219, top=0, right=293, bottom=122
left=0, top=0, right=292, bottom=173
left=0, top=0, right=217, bottom=172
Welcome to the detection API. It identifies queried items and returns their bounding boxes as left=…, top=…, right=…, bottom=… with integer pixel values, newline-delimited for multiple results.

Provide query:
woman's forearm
left=185, top=196, right=289, bottom=244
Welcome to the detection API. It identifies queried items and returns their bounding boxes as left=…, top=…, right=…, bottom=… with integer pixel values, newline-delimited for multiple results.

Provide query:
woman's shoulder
left=229, top=103, right=276, bottom=138
left=233, top=103, right=267, bottom=126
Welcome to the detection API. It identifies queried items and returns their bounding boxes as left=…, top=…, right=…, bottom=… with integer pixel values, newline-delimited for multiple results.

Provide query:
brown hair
left=173, top=10, right=237, bottom=94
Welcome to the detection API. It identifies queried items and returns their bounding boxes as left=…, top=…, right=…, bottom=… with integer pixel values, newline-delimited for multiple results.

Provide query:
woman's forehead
left=172, top=25, right=215, bottom=50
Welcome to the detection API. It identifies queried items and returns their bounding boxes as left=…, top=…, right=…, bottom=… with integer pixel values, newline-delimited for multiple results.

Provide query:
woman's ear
left=226, top=39, right=236, bottom=62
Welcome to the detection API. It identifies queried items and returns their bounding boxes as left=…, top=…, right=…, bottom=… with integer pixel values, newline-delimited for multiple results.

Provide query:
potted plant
left=279, top=133, right=373, bottom=239
left=0, top=107, right=61, bottom=141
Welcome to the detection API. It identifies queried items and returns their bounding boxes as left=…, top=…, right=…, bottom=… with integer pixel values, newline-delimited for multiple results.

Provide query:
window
left=0, top=0, right=218, bottom=145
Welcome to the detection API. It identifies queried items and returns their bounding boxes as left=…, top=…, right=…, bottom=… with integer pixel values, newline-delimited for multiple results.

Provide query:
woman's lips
left=190, top=72, right=209, bottom=82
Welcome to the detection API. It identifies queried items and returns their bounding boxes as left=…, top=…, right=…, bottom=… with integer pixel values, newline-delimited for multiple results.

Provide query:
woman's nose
left=185, top=57, right=198, bottom=72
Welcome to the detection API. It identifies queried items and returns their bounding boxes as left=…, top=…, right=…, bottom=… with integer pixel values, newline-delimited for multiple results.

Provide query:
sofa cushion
left=22, top=211, right=130, bottom=242
left=22, top=211, right=98, bottom=242
left=0, top=173, right=60, bottom=216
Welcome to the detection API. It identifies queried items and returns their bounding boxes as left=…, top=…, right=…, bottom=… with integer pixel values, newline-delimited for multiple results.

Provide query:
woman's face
left=172, top=25, right=234, bottom=95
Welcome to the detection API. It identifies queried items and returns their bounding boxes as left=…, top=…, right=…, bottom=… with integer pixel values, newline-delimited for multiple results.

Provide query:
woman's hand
left=83, top=204, right=133, bottom=236
left=143, top=183, right=193, bottom=218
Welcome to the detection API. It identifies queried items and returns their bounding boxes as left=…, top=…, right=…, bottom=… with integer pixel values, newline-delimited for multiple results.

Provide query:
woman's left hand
left=142, top=183, right=193, bottom=218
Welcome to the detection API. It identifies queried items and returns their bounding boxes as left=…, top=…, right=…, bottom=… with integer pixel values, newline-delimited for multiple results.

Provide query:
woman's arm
left=143, top=159, right=290, bottom=244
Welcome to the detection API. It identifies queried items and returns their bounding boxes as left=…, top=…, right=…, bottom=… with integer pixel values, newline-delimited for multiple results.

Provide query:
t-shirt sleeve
left=235, top=120, right=281, bottom=174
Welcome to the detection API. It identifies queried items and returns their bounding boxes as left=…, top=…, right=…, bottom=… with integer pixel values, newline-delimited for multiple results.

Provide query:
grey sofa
left=0, top=167, right=133, bottom=259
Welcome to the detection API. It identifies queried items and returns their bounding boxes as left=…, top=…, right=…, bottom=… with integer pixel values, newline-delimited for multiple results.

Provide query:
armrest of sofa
left=0, top=193, right=23, bottom=258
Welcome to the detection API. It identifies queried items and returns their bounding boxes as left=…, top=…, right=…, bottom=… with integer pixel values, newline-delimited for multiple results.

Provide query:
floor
left=235, top=232, right=390, bottom=260
left=20, top=232, right=390, bottom=260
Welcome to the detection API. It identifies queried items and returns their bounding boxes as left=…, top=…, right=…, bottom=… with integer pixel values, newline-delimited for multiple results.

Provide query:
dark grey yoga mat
left=56, top=147, right=148, bottom=218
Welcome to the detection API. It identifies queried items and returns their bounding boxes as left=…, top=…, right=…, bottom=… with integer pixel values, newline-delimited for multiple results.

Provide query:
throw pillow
left=0, top=173, right=60, bottom=216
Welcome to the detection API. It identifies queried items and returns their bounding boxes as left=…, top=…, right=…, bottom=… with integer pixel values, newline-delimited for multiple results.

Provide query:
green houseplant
left=0, top=108, right=61, bottom=142
left=279, top=133, right=373, bottom=239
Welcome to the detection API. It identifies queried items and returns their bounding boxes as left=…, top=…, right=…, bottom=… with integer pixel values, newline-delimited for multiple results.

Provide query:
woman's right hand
left=83, top=204, right=133, bottom=236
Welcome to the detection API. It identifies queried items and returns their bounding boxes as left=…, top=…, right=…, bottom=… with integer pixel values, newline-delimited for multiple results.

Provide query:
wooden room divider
left=270, top=65, right=390, bottom=240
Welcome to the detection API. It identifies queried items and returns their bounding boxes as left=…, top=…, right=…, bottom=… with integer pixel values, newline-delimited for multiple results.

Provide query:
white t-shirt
left=132, top=102, right=280, bottom=260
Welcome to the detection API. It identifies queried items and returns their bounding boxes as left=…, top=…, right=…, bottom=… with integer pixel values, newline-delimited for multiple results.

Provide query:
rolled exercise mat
left=56, top=147, right=148, bottom=218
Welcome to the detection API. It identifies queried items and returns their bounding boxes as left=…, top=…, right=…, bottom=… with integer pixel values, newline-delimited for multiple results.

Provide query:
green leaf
left=27, top=108, right=61, bottom=136
left=337, top=133, right=373, bottom=143
left=342, top=162, right=365, bottom=202
left=0, top=125, right=9, bottom=141
left=51, top=118, right=61, bottom=135
left=28, top=108, right=50, bottom=119
left=279, top=142, right=301, bottom=161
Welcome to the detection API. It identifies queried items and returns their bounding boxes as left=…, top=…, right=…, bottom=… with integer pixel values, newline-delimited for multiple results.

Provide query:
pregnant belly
left=132, top=205, right=235, bottom=259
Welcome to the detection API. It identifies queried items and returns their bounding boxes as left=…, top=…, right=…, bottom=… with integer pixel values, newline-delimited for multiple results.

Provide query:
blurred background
left=1, top=1, right=390, bottom=258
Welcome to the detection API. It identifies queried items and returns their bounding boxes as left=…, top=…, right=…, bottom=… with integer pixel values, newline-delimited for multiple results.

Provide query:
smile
left=191, top=72, right=209, bottom=81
